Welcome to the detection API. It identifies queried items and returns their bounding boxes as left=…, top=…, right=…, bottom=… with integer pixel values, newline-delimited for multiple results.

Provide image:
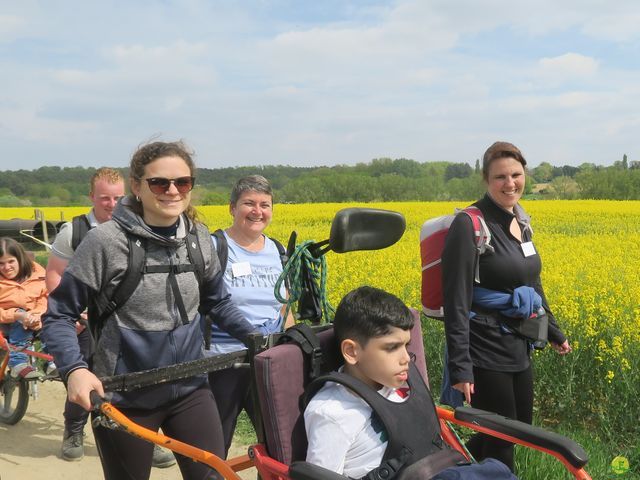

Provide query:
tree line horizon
left=1, top=155, right=639, bottom=207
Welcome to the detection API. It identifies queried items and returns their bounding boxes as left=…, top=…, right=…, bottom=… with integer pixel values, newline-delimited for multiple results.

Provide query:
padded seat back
left=253, top=310, right=427, bottom=465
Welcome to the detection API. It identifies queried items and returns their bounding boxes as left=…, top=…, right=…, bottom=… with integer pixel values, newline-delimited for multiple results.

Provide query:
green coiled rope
left=274, top=240, right=335, bottom=324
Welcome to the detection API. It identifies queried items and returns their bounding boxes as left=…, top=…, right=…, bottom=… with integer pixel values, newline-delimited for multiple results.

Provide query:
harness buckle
left=310, top=346, right=323, bottom=378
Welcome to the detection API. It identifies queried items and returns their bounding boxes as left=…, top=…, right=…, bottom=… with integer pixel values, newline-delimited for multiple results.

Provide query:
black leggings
left=92, top=386, right=224, bottom=480
left=466, top=365, right=533, bottom=472
left=209, top=366, right=257, bottom=458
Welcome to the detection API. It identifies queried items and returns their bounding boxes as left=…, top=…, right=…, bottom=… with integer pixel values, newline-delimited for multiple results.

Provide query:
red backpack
left=420, top=206, right=492, bottom=319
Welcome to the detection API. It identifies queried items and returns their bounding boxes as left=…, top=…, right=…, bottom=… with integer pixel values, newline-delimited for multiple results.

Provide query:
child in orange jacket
left=0, top=237, right=48, bottom=379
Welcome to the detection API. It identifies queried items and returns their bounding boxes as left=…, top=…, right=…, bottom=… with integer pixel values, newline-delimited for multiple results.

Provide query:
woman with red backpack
left=441, top=141, right=571, bottom=473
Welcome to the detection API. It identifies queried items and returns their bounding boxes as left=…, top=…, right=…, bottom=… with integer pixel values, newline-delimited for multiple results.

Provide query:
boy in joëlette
left=303, top=286, right=516, bottom=480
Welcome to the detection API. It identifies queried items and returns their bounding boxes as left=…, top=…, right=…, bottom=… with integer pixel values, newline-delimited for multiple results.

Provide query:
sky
left=1, top=1, right=640, bottom=170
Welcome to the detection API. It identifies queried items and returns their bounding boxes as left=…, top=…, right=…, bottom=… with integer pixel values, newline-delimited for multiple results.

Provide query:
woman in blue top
left=208, top=175, right=293, bottom=456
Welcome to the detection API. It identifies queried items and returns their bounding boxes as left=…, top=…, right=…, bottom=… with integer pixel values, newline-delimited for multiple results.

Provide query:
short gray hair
left=230, top=175, right=273, bottom=205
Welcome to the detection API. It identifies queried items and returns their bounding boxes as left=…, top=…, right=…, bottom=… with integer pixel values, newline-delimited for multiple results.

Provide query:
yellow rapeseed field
left=2, top=201, right=639, bottom=432
left=4, top=201, right=640, bottom=368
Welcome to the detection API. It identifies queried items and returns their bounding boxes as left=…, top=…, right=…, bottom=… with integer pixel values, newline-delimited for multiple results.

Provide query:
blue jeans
left=6, top=321, right=34, bottom=368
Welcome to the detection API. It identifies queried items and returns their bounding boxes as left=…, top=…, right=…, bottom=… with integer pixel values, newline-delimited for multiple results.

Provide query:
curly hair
left=128, top=140, right=199, bottom=222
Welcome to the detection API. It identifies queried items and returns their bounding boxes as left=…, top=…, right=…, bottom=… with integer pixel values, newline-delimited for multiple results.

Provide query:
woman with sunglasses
left=43, top=141, right=255, bottom=480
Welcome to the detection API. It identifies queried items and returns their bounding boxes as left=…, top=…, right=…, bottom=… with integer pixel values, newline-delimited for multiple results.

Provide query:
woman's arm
left=32, top=282, right=49, bottom=317
left=283, top=303, right=295, bottom=328
left=201, top=270, right=257, bottom=344
left=442, top=214, right=478, bottom=390
left=41, top=271, right=91, bottom=380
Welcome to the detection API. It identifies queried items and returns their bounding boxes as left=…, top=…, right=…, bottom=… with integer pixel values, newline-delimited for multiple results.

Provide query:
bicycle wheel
left=0, top=376, right=29, bottom=425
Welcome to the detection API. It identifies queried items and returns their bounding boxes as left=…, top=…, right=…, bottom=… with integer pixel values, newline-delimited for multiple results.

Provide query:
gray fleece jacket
left=43, top=198, right=255, bottom=408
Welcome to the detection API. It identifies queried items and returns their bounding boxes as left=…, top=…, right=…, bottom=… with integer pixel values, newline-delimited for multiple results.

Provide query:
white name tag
left=231, top=262, right=253, bottom=277
left=521, top=241, right=537, bottom=257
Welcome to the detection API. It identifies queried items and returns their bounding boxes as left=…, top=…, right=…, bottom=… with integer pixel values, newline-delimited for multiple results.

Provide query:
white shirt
left=304, top=375, right=409, bottom=479
left=50, top=210, right=98, bottom=260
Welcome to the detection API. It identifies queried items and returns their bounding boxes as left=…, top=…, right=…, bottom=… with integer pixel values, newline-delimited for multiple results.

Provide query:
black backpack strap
left=278, top=323, right=323, bottom=379
left=212, top=229, right=229, bottom=274
left=185, top=229, right=205, bottom=285
left=214, top=230, right=286, bottom=271
left=91, top=229, right=206, bottom=340
left=167, top=260, right=190, bottom=326
left=268, top=236, right=288, bottom=268
left=71, top=215, right=92, bottom=251
left=91, top=235, right=146, bottom=338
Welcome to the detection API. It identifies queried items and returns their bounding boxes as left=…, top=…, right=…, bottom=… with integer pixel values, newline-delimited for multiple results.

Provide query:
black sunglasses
left=144, top=176, right=195, bottom=194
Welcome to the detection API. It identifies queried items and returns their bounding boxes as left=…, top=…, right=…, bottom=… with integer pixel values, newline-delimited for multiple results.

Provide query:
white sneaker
left=10, top=363, right=43, bottom=379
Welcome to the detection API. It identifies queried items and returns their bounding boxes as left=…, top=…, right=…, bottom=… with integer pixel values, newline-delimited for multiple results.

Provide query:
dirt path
left=0, top=381, right=255, bottom=479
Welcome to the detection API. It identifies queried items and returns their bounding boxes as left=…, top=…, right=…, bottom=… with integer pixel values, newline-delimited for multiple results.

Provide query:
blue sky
left=1, top=1, right=639, bottom=170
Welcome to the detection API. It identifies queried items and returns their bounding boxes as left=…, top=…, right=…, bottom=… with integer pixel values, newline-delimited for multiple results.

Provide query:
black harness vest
left=305, top=362, right=449, bottom=480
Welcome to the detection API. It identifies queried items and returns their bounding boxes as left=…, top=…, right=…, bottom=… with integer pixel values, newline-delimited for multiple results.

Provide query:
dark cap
left=482, top=141, right=526, bottom=178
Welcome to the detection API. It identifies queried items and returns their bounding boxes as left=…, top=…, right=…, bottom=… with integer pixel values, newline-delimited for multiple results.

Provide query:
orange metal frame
left=95, top=399, right=250, bottom=480
left=94, top=396, right=591, bottom=480
left=436, top=407, right=592, bottom=480
left=3, top=326, right=590, bottom=480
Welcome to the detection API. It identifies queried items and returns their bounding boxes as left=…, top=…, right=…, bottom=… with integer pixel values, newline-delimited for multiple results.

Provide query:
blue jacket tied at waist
left=441, top=286, right=542, bottom=408
left=471, top=286, right=542, bottom=320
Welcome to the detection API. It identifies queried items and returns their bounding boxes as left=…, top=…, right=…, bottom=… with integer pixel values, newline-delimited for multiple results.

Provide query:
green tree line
left=1, top=156, right=639, bottom=206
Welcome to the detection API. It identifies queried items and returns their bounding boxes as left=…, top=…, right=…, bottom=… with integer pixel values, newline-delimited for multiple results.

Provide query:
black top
left=442, top=194, right=566, bottom=385
left=149, top=219, right=180, bottom=238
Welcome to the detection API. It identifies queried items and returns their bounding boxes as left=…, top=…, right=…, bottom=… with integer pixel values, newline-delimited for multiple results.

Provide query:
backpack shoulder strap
left=461, top=206, right=492, bottom=253
left=91, top=229, right=205, bottom=340
left=461, top=206, right=483, bottom=237
left=185, top=229, right=205, bottom=285
left=268, top=236, right=288, bottom=268
left=278, top=323, right=323, bottom=379
left=460, top=206, right=493, bottom=284
left=212, top=228, right=229, bottom=274
left=213, top=230, right=287, bottom=272
left=91, top=234, right=146, bottom=338
left=71, top=215, right=92, bottom=251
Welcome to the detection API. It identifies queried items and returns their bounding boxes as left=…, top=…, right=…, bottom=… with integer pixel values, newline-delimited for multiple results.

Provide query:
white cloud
left=107, top=41, right=209, bottom=63
left=261, top=1, right=460, bottom=86
left=539, top=53, right=599, bottom=77
left=0, top=106, right=99, bottom=143
left=582, top=11, right=640, bottom=42
left=1, top=1, right=640, bottom=170
left=0, top=14, right=25, bottom=41
left=50, top=40, right=217, bottom=94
